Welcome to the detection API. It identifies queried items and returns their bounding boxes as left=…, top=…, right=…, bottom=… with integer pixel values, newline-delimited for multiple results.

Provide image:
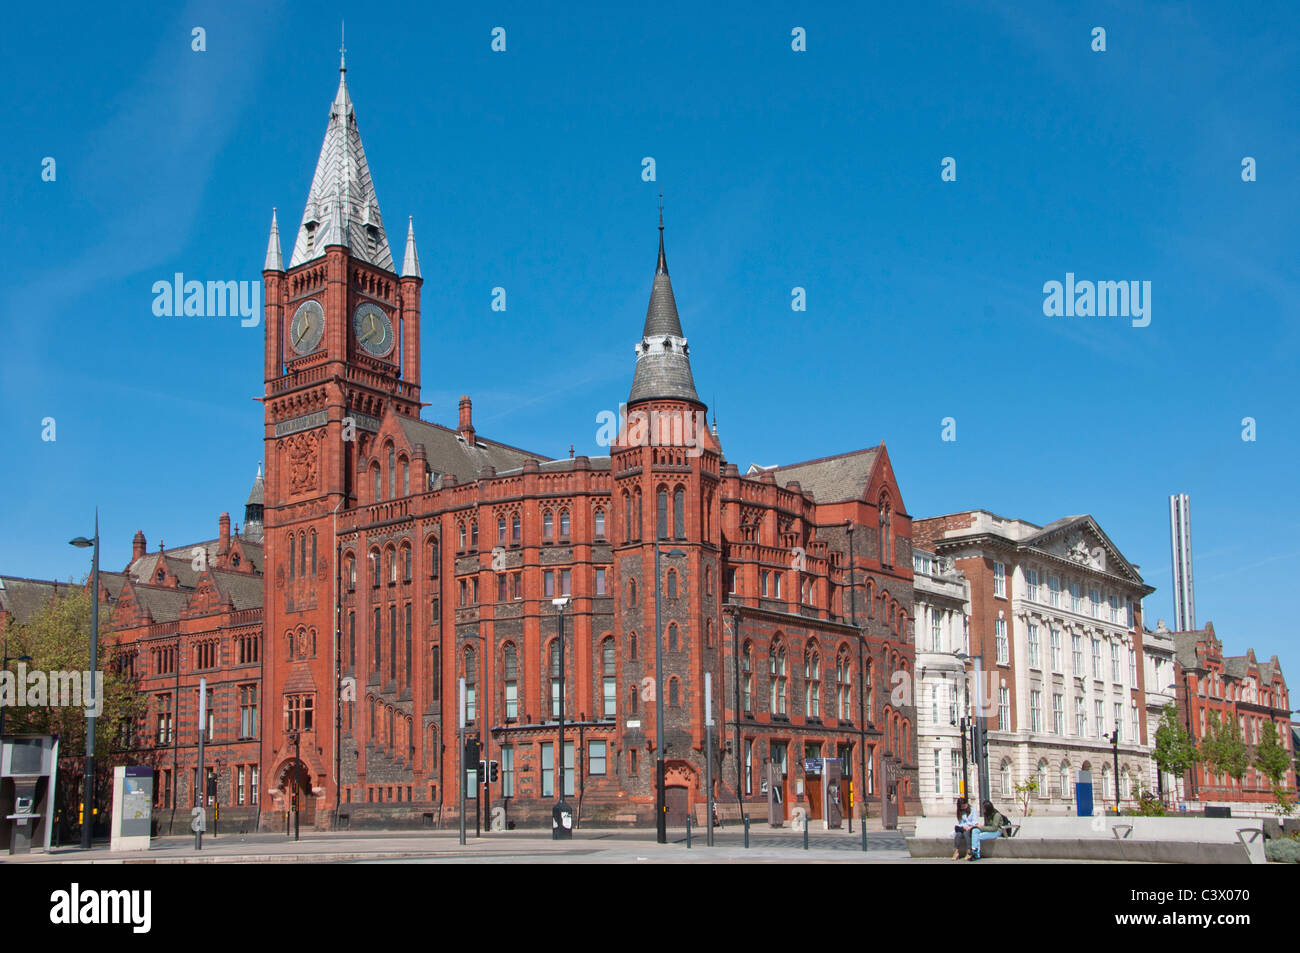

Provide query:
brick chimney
left=218, top=512, right=231, bottom=555
left=132, top=530, right=146, bottom=563
left=458, top=395, right=476, bottom=446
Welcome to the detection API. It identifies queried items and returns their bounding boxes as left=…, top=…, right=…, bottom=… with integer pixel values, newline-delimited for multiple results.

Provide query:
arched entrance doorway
left=275, top=759, right=317, bottom=830
left=663, top=761, right=697, bottom=828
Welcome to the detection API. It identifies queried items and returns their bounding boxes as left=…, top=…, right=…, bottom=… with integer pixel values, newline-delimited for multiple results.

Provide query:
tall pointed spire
left=289, top=47, right=394, bottom=271
left=402, top=217, right=421, bottom=278
left=264, top=208, right=283, bottom=271
left=628, top=206, right=700, bottom=405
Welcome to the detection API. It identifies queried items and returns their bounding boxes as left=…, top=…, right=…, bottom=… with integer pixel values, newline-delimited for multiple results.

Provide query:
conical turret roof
left=289, top=56, right=394, bottom=271
left=628, top=213, right=701, bottom=405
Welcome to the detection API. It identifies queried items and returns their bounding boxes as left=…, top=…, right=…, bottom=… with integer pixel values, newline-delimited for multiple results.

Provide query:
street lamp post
left=654, top=546, right=686, bottom=844
left=552, top=596, right=572, bottom=839
left=70, top=512, right=100, bottom=850
left=954, top=651, right=970, bottom=800
left=1106, top=725, right=1121, bottom=812
left=287, top=729, right=301, bottom=840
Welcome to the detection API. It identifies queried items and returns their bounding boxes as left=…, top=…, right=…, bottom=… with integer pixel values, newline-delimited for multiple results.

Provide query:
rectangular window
left=951, top=750, right=960, bottom=796
left=544, top=570, right=555, bottom=598
left=993, top=561, right=1006, bottom=597
left=595, top=568, right=607, bottom=596
left=238, top=684, right=258, bottom=739
left=1089, top=587, right=1101, bottom=617
left=497, top=574, right=508, bottom=602
left=1131, top=701, right=1139, bottom=745
left=1026, top=569, right=1039, bottom=601
left=1128, top=648, right=1137, bottom=685
left=589, top=740, right=607, bottom=776
left=1114, top=702, right=1123, bottom=741
left=1027, top=623, right=1040, bottom=668
left=1111, top=642, right=1122, bottom=684
left=998, top=688, right=1010, bottom=731
left=1072, top=634, right=1082, bottom=673
left=560, top=569, right=571, bottom=597
left=1070, top=582, right=1082, bottom=613
left=1091, top=638, right=1102, bottom=679
left=934, top=749, right=942, bottom=795
left=761, top=571, right=769, bottom=597
left=995, top=618, right=1008, bottom=664
left=1109, top=594, right=1121, bottom=622
left=744, top=738, right=753, bottom=795
left=1050, top=629, right=1062, bottom=672
left=1048, top=575, right=1060, bottom=608
left=1030, top=689, right=1042, bottom=733
left=540, top=742, right=555, bottom=796
left=1094, top=700, right=1104, bottom=739
left=237, top=765, right=246, bottom=806
left=1052, top=693, right=1064, bottom=735
left=285, top=693, right=315, bottom=731
left=501, top=746, right=515, bottom=798
left=1075, top=697, right=1086, bottom=737
left=930, top=611, right=941, bottom=652
left=156, top=693, right=173, bottom=745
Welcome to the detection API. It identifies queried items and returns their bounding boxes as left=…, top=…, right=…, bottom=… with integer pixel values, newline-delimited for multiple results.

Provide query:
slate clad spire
left=628, top=209, right=701, bottom=405
left=289, top=54, right=394, bottom=271
left=264, top=208, right=283, bottom=271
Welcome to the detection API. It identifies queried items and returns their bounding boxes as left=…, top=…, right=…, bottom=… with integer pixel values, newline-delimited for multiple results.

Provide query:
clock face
left=289, top=300, right=325, bottom=355
left=353, top=302, right=394, bottom=357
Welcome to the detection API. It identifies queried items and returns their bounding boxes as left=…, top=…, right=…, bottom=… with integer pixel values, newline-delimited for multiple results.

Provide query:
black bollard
left=743, top=815, right=750, bottom=848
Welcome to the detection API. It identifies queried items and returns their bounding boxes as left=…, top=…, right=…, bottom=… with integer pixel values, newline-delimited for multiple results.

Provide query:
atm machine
left=0, top=735, right=60, bottom=854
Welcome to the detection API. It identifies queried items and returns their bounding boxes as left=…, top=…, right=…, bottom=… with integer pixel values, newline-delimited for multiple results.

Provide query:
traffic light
left=464, top=737, right=481, bottom=764
left=478, top=760, right=487, bottom=783
left=489, top=760, right=500, bottom=783
left=979, top=725, right=989, bottom=762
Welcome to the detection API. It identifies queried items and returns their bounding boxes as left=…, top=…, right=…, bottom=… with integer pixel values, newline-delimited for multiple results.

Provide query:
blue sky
left=2, top=2, right=1297, bottom=682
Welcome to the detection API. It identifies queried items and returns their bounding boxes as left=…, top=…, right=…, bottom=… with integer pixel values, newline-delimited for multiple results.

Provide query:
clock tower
left=258, top=48, right=422, bottom=826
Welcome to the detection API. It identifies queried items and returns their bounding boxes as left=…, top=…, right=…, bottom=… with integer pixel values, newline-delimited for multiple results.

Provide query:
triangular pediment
left=1021, top=515, right=1145, bottom=585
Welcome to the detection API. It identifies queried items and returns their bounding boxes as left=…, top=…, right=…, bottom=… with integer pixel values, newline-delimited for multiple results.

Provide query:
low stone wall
left=907, top=837, right=1249, bottom=863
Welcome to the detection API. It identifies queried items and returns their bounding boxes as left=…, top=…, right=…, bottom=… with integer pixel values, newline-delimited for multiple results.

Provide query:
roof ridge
left=768, top=443, right=883, bottom=473
left=401, top=415, right=552, bottom=461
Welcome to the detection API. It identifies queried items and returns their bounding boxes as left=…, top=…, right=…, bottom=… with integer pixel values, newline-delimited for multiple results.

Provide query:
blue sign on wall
left=1076, top=769, right=1094, bottom=817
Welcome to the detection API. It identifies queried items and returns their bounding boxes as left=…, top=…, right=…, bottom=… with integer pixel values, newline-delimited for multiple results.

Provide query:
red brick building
left=26, top=59, right=919, bottom=831
left=252, top=60, right=917, bottom=828
left=1171, top=622, right=1294, bottom=807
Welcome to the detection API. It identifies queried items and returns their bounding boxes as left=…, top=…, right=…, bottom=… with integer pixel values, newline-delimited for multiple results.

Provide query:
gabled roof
left=289, top=61, right=394, bottom=271
left=122, top=584, right=191, bottom=624
left=127, top=537, right=263, bottom=584
left=0, top=576, right=78, bottom=625
left=755, top=446, right=882, bottom=503
left=1019, top=514, right=1148, bottom=588
left=395, top=416, right=551, bottom=487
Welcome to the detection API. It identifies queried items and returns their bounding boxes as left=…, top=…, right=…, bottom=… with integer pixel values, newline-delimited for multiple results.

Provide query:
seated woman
left=953, top=797, right=977, bottom=860
left=969, top=800, right=1010, bottom=860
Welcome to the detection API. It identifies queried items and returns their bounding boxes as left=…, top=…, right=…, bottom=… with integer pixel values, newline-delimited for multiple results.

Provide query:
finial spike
left=340, top=20, right=347, bottom=71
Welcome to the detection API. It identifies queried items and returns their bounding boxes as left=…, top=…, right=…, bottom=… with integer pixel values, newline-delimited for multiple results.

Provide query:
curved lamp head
left=69, top=537, right=93, bottom=549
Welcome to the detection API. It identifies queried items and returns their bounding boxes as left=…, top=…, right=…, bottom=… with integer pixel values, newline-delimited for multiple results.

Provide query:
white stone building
left=914, top=511, right=1157, bottom=817
left=1143, top=620, right=1184, bottom=801
left=912, top=548, right=972, bottom=817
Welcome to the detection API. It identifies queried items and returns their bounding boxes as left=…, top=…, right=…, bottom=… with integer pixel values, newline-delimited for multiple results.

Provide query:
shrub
left=1265, top=838, right=1300, bottom=864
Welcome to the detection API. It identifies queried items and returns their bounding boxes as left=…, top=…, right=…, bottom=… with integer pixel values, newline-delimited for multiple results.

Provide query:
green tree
left=1012, top=775, right=1038, bottom=818
left=1254, top=720, right=1294, bottom=816
left=0, top=585, right=145, bottom=816
left=1152, top=702, right=1199, bottom=790
left=1201, top=712, right=1248, bottom=783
